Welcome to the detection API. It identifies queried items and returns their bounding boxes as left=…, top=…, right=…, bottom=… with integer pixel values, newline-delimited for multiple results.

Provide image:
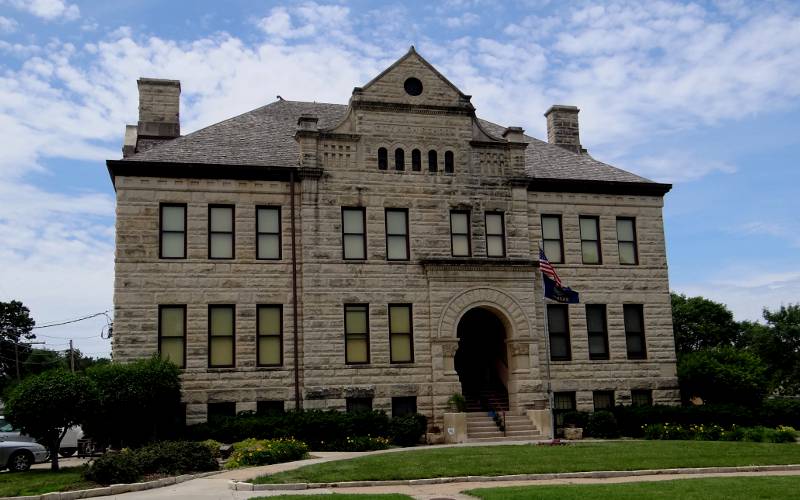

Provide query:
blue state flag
left=543, top=274, right=580, bottom=304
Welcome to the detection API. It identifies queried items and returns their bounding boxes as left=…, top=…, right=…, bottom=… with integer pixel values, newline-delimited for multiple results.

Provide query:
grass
left=255, top=441, right=800, bottom=484
left=0, top=467, right=97, bottom=497
left=253, top=496, right=411, bottom=500
left=466, top=475, right=800, bottom=499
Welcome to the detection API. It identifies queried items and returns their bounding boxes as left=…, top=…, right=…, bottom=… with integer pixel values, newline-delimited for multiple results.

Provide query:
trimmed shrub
left=201, top=439, right=222, bottom=459
left=584, top=411, right=619, bottom=438
left=225, top=438, right=309, bottom=469
left=643, top=423, right=797, bottom=443
left=389, top=413, right=427, bottom=447
left=83, top=441, right=219, bottom=485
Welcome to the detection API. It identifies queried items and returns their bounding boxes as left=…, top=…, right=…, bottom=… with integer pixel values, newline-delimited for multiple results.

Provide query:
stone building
left=108, top=47, right=679, bottom=435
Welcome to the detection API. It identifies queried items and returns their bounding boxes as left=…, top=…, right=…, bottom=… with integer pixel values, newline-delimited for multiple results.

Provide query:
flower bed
left=643, top=423, right=797, bottom=443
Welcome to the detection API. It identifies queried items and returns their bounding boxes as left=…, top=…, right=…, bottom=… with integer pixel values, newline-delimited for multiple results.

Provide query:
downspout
left=290, top=169, right=302, bottom=410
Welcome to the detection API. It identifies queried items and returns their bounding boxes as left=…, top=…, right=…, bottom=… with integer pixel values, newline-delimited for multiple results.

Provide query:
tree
left=84, top=357, right=182, bottom=448
left=4, top=370, right=98, bottom=470
left=677, top=346, right=768, bottom=406
left=671, top=293, right=741, bottom=354
left=0, top=300, right=36, bottom=385
left=741, top=304, right=800, bottom=395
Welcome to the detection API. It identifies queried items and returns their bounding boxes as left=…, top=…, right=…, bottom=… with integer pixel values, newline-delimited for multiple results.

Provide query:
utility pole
left=14, top=340, right=46, bottom=380
left=69, top=339, right=75, bottom=373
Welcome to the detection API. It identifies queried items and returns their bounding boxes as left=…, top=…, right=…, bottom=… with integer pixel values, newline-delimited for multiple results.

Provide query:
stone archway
left=454, top=307, right=509, bottom=411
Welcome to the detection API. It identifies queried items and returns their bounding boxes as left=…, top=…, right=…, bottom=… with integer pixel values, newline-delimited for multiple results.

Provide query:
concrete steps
left=466, top=411, right=542, bottom=442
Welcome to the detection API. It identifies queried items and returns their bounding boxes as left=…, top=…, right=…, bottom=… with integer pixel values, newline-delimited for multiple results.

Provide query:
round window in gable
left=404, top=77, right=423, bottom=96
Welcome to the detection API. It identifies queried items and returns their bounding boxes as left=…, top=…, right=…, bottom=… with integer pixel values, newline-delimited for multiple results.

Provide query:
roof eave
left=522, top=177, right=672, bottom=196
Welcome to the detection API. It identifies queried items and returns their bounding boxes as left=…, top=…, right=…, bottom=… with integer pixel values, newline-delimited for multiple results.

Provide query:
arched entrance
left=454, top=307, right=509, bottom=411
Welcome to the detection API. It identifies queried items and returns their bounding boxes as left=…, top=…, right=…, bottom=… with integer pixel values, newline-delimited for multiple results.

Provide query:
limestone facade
left=109, top=48, right=679, bottom=425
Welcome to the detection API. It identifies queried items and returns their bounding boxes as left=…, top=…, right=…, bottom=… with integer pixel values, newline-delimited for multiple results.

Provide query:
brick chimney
left=544, top=105, right=584, bottom=154
left=122, top=78, right=181, bottom=157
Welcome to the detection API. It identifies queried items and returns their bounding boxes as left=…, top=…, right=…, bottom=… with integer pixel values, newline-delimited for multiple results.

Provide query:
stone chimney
left=544, top=105, right=584, bottom=154
left=122, top=78, right=181, bottom=157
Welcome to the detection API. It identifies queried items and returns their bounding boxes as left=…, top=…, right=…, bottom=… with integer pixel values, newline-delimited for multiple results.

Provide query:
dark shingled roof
left=124, top=99, right=653, bottom=184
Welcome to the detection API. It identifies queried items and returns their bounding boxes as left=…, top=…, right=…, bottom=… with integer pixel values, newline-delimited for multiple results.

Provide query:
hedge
left=225, top=438, right=309, bottom=468
left=84, top=441, right=218, bottom=485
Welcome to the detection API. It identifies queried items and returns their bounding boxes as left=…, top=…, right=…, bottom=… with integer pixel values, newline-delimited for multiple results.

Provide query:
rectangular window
left=345, top=304, right=369, bottom=364
left=586, top=304, right=609, bottom=360
left=579, top=215, right=602, bottom=264
left=541, top=215, right=563, bottom=263
left=392, top=396, right=417, bottom=417
left=617, top=217, right=638, bottom=265
left=624, top=304, right=647, bottom=360
left=207, top=402, right=236, bottom=419
left=256, top=400, right=285, bottom=415
left=346, top=397, right=373, bottom=413
left=593, top=391, right=615, bottom=411
left=256, top=206, right=281, bottom=260
left=485, top=212, right=506, bottom=257
left=385, top=209, right=409, bottom=261
left=257, top=305, right=283, bottom=366
left=208, top=205, right=234, bottom=259
left=389, top=304, right=413, bottom=363
left=631, top=389, right=653, bottom=406
left=553, top=391, right=576, bottom=428
left=547, top=304, right=571, bottom=361
left=160, top=203, right=186, bottom=259
left=342, top=208, right=366, bottom=260
left=450, top=210, right=471, bottom=257
left=208, top=305, right=235, bottom=368
left=158, top=305, right=185, bottom=368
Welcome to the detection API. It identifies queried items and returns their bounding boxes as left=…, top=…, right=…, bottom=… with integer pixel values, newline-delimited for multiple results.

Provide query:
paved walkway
left=84, top=441, right=800, bottom=500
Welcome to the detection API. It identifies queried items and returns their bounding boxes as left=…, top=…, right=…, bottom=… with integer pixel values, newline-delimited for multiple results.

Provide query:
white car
left=0, top=416, right=83, bottom=458
left=0, top=440, right=48, bottom=471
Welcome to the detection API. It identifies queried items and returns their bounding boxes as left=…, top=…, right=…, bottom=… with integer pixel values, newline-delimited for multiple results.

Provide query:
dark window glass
left=207, top=402, right=236, bottom=419
left=450, top=210, right=471, bottom=256
left=444, top=150, right=454, bottom=173
left=256, top=400, right=285, bottom=415
left=257, top=305, right=282, bottom=366
left=411, top=149, right=421, bottom=171
left=392, top=396, right=417, bottom=417
left=428, top=150, right=438, bottom=172
left=346, top=397, right=373, bottom=413
left=159, top=305, right=185, bottom=368
left=617, top=217, right=638, bottom=265
left=593, top=391, right=615, bottom=411
left=395, top=148, right=405, bottom=171
left=541, top=215, right=563, bottom=263
left=378, top=147, right=388, bottom=170
left=631, top=389, right=653, bottom=406
left=553, top=391, right=576, bottom=428
left=385, top=209, right=409, bottom=261
left=208, top=205, right=234, bottom=259
left=345, top=304, right=369, bottom=364
left=256, top=206, right=281, bottom=259
left=485, top=212, right=505, bottom=257
left=548, top=304, right=571, bottom=361
left=579, top=216, right=602, bottom=264
left=624, top=304, right=647, bottom=360
left=404, top=77, right=423, bottom=96
left=160, top=203, right=186, bottom=259
left=389, top=304, right=413, bottom=363
left=208, top=305, right=235, bottom=368
left=342, top=207, right=366, bottom=260
left=586, top=304, right=609, bottom=360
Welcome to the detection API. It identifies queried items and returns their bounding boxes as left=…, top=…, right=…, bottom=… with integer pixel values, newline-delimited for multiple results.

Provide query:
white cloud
left=256, top=2, right=350, bottom=40
left=739, top=221, right=800, bottom=248
left=4, top=0, right=80, bottom=21
left=0, top=15, right=17, bottom=32
left=444, top=12, right=480, bottom=28
left=626, top=154, right=736, bottom=183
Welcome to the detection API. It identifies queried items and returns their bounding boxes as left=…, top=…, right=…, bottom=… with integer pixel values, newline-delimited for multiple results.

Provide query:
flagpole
left=539, top=246, right=556, bottom=440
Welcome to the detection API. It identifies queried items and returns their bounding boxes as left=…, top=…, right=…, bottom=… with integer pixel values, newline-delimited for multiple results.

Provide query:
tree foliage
left=671, top=293, right=741, bottom=354
left=84, top=357, right=183, bottom=448
left=677, top=346, right=769, bottom=406
left=741, top=304, right=800, bottom=395
left=4, top=369, right=99, bottom=470
left=0, top=300, right=36, bottom=387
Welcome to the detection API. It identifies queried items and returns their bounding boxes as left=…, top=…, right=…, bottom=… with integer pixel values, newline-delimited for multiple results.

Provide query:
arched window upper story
left=428, top=150, right=438, bottom=172
left=395, top=148, right=405, bottom=171
left=444, top=151, right=454, bottom=173
left=411, top=149, right=421, bottom=171
left=378, top=147, right=388, bottom=170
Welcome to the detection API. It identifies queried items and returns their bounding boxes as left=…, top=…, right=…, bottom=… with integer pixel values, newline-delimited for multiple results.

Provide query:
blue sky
left=0, top=0, right=798, bottom=357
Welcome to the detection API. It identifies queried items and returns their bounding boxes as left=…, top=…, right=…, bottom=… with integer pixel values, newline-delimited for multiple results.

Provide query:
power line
left=33, top=311, right=110, bottom=329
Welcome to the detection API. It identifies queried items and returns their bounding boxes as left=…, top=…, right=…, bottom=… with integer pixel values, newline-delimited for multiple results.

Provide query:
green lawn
left=0, top=467, right=97, bottom=497
left=253, top=495, right=411, bottom=500
left=466, top=475, right=800, bottom=499
left=255, top=441, right=800, bottom=484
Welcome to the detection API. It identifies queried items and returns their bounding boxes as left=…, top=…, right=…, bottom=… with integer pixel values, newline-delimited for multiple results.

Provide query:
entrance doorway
left=454, top=307, right=509, bottom=411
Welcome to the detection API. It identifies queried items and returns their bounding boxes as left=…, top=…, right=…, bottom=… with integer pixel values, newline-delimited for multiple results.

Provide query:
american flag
left=539, top=248, right=562, bottom=288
